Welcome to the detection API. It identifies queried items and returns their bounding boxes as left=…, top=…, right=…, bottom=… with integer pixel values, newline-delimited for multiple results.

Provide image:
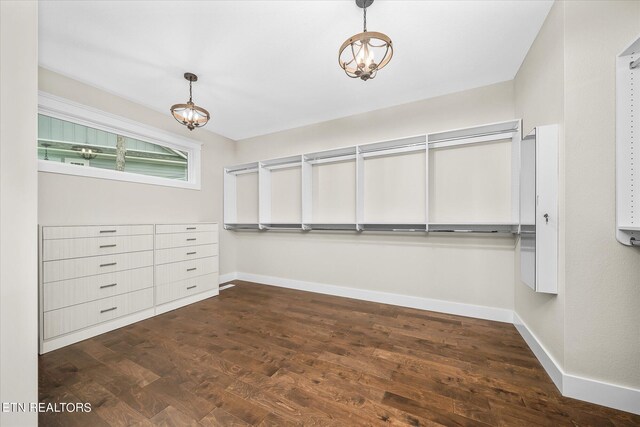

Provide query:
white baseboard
left=235, top=272, right=513, bottom=323
left=513, top=313, right=563, bottom=391
left=563, top=374, right=640, bottom=416
left=514, top=313, right=640, bottom=415
left=218, top=272, right=238, bottom=284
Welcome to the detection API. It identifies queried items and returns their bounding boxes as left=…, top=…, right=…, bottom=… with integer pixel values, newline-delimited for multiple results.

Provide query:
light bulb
left=356, top=41, right=375, bottom=69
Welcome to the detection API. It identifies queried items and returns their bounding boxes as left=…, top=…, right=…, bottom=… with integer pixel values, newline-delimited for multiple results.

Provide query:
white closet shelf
left=360, top=223, right=427, bottom=232
left=304, top=147, right=357, bottom=165
left=428, top=119, right=520, bottom=149
left=224, top=223, right=260, bottom=230
left=261, top=155, right=302, bottom=170
left=619, top=225, right=640, bottom=232
left=260, top=223, right=302, bottom=230
left=359, top=135, right=427, bottom=159
left=428, top=222, right=518, bottom=234
left=302, top=223, right=358, bottom=231
left=225, top=162, right=259, bottom=175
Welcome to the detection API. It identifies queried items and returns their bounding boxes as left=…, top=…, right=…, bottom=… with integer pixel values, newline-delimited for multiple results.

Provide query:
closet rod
left=630, top=58, right=640, bottom=69
left=430, top=229, right=500, bottom=233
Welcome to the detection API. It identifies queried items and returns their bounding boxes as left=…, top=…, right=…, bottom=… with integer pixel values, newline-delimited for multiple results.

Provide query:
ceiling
left=39, top=0, right=553, bottom=141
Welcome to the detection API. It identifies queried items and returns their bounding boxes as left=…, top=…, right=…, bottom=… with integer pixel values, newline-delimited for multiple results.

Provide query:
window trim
left=38, top=91, right=202, bottom=190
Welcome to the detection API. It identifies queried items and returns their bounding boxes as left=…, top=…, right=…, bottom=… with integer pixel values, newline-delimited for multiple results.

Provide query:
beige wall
left=0, top=1, right=39, bottom=425
left=514, top=0, right=566, bottom=366
left=234, top=82, right=518, bottom=311
left=38, top=68, right=238, bottom=275
left=515, top=0, right=640, bottom=390
left=563, top=0, right=640, bottom=388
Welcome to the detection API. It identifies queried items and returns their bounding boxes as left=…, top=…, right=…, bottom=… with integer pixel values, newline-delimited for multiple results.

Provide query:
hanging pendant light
left=170, top=72, right=210, bottom=131
left=339, top=0, right=393, bottom=81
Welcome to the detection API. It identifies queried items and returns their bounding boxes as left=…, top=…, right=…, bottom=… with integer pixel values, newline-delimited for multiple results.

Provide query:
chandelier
left=170, top=73, right=210, bottom=131
left=339, top=0, right=393, bottom=81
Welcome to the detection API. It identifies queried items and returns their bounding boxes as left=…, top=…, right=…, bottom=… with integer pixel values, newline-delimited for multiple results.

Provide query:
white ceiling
left=39, top=0, right=553, bottom=141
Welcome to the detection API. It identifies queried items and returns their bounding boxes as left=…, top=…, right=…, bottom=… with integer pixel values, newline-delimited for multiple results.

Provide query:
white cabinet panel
left=155, top=223, right=218, bottom=234
left=43, top=234, right=153, bottom=261
left=535, top=125, right=559, bottom=294
left=43, top=288, right=154, bottom=339
left=519, top=125, right=558, bottom=294
left=155, top=244, right=218, bottom=265
left=156, top=273, right=219, bottom=305
left=43, top=224, right=153, bottom=240
left=155, top=231, right=218, bottom=249
left=43, top=267, right=153, bottom=312
left=154, top=256, right=219, bottom=286
left=43, top=250, right=153, bottom=283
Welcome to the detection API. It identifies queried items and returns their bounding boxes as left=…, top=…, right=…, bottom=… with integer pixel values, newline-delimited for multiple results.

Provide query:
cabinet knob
left=544, top=213, right=549, bottom=224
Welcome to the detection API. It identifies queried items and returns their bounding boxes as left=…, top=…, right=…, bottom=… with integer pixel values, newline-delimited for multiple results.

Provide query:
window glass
left=38, top=114, right=188, bottom=181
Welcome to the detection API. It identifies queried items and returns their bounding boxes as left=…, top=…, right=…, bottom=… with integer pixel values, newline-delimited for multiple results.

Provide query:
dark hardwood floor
left=39, top=281, right=639, bottom=426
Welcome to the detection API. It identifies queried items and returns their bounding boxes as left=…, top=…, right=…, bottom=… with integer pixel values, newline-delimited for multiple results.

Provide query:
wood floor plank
left=39, top=281, right=640, bottom=426
left=149, top=405, right=199, bottom=427
left=199, top=407, right=251, bottom=427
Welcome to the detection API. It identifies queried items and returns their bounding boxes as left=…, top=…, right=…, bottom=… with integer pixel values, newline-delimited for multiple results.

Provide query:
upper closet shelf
left=225, top=162, right=259, bottom=175
left=260, top=155, right=302, bottom=170
left=304, top=147, right=357, bottom=165
left=358, top=135, right=427, bottom=158
left=428, top=119, right=520, bottom=149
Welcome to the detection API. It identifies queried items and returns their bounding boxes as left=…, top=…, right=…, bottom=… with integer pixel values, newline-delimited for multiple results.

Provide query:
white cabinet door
left=535, top=125, right=559, bottom=294
left=520, top=124, right=558, bottom=294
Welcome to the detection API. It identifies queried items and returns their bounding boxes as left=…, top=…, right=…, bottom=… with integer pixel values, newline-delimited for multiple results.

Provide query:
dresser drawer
left=155, top=231, right=217, bottom=249
left=43, top=234, right=153, bottom=261
left=43, top=288, right=154, bottom=339
left=44, top=266, right=153, bottom=312
left=155, top=223, right=218, bottom=234
left=155, top=244, right=219, bottom=265
left=43, top=225, right=153, bottom=240
left=156, top=273, right=219, bottom=305
left=155, top=256, right=218, bottom=286
left=44, top=250, right=154, bottom=283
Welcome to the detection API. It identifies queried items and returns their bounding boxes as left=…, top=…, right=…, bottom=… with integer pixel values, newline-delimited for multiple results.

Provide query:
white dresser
left=39, top=223, right=219, bottom=353
left=154, top=223, right=219, bottom=314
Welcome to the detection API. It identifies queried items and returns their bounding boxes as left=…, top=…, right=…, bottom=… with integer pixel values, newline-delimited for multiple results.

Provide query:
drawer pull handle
left=100, top=262, right=117, bottom=267
left=100, top=230, right=117, bottom=233
left=186, top=251, right=197, bottom=255
left=100, top=283, right=117, bottom=289
left=187, top=267, right=197, bottom=272
left=186, top=227, right=197, bottom=230
left=186, top=238, right=197, bottom=241
left=100, top=306, right=117, bottom=313
left=100, top=244, right=117, bottom=248
left=187, top=285, right=197, bottom=290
